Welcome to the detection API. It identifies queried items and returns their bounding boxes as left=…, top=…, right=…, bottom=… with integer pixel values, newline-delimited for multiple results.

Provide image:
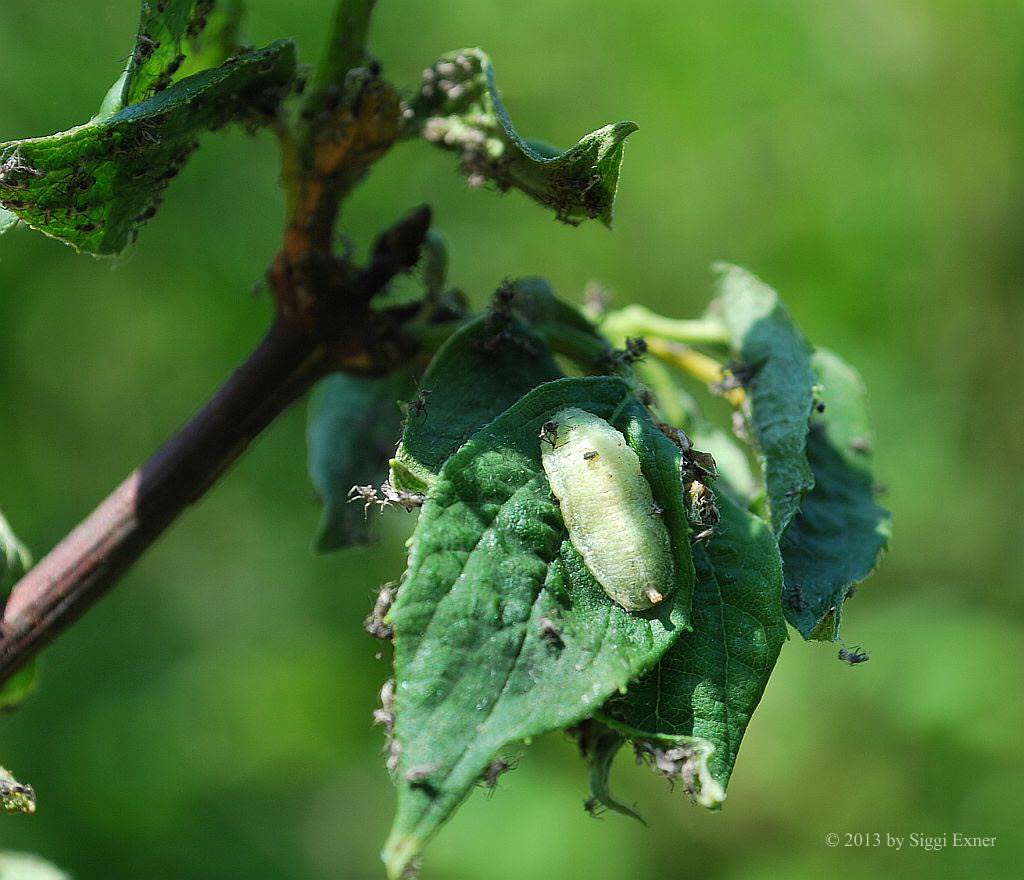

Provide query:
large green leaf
left=709, top=264, right=815, bottom=535
left=780, top=349, right=892, bottom=640
left=390, top=313, right=563, bottom=493
left=307, top=372, right=408, bottom=552
left=0, top=40, right=295, bottom=255
left=408, top=48, right=637, bottom=226
left=382, top=377, right=694, bottom=878
left=598, top=490, right=787, bottom=797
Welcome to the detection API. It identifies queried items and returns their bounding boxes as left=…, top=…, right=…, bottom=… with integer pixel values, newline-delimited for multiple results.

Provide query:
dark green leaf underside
left=780, top=349, right=891, bottom=640
left=709, top=264, right=816, bottom=535
left=410, top=48, right=636, bottom=226
left=390, top=314, right=563, bottom=492
left=0, top=40, right=294, bottom=254
left=383, top=377, right=693, bottom=878
left=599, top=489, right=787, bottom=792
left=307, top=373, right=407, bottom=552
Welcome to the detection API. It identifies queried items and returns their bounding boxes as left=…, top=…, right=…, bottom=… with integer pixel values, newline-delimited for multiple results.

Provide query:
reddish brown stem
left=0, top=319, right=329, bottom=682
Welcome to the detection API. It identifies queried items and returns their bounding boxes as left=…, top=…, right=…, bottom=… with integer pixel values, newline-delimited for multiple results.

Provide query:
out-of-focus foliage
left=0, top=1, right=1020, bottom=879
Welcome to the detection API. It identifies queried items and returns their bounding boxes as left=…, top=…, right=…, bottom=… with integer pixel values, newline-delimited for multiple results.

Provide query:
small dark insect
left=623, top=336, right=647, bottom=363
left=783, top=584, right=807, bottom=613
left=815, top=402, right=826, bottom=413
left=537, top=616, right=564, bottom=649
left=347, top=484, right=379, bottom=516
left=482, top=756, right=514, bottom=789
left=838, top=646, right=870, bottom=665
left=539, top=420, right=558, bottom=449
left=583, top=796, right=606, bottom=818
left=409, top=388, right=432, bottom=420
left=637, top=387, right=655, bottom=407
left=582, top=449, right=598, bottom=461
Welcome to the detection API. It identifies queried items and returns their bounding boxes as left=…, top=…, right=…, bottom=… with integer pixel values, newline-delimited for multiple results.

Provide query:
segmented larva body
left=541, top=408, right=673, bottom=611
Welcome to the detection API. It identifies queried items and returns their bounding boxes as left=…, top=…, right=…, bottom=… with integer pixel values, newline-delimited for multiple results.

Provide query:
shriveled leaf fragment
left=383, top=378, right=693, bottom=878
left=0, top=41, right=295, bottom=255
left=389, top=313, right=562, bottom=492
left=0, top=767, right=35, bottom=815
left=307, top=373, right=407, bottom=552
left=708, top=264, right=815, bottom=535
left=0, top=853, right=69, bottom=879
left=780, top=349, right=892, bottom=640
left=408, top=49, right=637, bottom=226
left=599, top=490, right=787, bottom=796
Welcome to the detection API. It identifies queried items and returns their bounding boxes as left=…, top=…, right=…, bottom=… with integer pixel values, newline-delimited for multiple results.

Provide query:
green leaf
left=389, top=313, right=563, bottom=493
left=709, top=264, right=816, bottom=535
left=307, top=372, right=407, bottom=553
left=120, top=0, right=245, bottom=109
left=0, top=40, right=295, bottom=255
left=0, top=512, right=30, bottom=596
left=383, top=377, right=693, bottom=878
left=0, top=853, right=69, bottom=879
left=0, top=208, right=16, bottom=235
left=598, top=489, right=787, bottom=797
left=780, top=349, right=892, bottom=640
left=409, top=49, right=637, bottom=226
left=0, top=767, right=35, bottom=815
left=0, top=512, right=37, bottom=713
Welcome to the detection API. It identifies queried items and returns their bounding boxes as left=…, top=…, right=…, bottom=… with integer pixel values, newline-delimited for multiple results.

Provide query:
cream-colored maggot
left=541, top=407, right=674, bottom=611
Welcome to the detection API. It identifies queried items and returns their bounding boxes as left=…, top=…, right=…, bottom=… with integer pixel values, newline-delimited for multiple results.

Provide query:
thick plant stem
left=0, top=319, right=329, bottom=685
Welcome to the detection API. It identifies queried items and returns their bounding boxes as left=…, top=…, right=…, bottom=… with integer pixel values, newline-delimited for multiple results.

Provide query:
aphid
left=541, top=408, right=673, bottom=611
left=378, top=483, right=424, bottom=512
left=838, top=646, right=870, bottom=665
left=582, top=450, right=598, bottom=461
left=408, top=388, right=432, bottom=420
left=815, top=401, right=826, bottom=413
left=347, top=484, right=379, bottom=516
left=539, top=420, right=558, bottom=449
left=482, top=757, right=514, bottom=789
left=783, top=584, right=807, bottom=613
left=364, top=583, right=396, bottom=640
left=537, top=616, right=564, bottom=649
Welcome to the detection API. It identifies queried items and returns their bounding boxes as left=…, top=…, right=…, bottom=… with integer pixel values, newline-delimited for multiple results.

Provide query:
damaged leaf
left=708, top=264, right=816, bottom=535
left=780, top=349, right=892, bottom=640
left=598, top=489, right=787, bottom=796
left=383, top=377, right=693, bottom=878
left=407, top=48, right=637, bottom=226
left=0, top=40, right=295, bottom=254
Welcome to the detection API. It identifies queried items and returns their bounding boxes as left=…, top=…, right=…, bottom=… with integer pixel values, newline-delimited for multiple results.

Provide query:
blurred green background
left=1, top=1, right=1022, bottom=877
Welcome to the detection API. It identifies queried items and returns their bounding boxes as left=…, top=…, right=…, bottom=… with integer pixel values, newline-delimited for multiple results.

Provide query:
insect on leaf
left=0, top=40, right=295, bottom=255
left=307, top=372, right=409, bottom=552
left=408, top=48, right=637, bottom=226
left=779, top=348, right=892, bottom=640
left=382, top=377, right=694, bottom=878
left=389, top=312, right=563, bottom=493
left=708, top=264, right=816, bottom=535
left=598, top=489, right=787, bottom=798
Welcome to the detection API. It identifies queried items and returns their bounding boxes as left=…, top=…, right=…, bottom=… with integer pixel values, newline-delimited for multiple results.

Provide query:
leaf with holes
left=382, top=377, right=694, bottom=878
left=780, top=349, right=891, bottom=640
left=708, top=264, right=816, bottom=535
left=0, top=41, right=294, bottom=254
left=407, top=48, right=637, bottom=226
left=597, top=489, right=787, bottom=800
